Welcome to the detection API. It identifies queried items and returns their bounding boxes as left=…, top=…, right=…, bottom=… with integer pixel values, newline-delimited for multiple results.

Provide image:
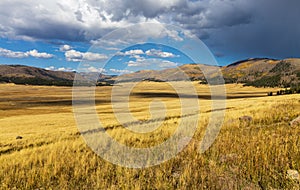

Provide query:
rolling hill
left=222, top=58, right=300, bottom=87
left=0, top=65, right=113, bottom=86
left=118, top=58, right=300, bottom=87
left=0, top=65, right=77, bottom=86
left=1, top=58, right=300, bottom=87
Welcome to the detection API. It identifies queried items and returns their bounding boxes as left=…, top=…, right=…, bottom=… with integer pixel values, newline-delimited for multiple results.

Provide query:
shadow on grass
left=132, top=92, right=266, bottom=100
left=0, top=98, right=112, bottom=110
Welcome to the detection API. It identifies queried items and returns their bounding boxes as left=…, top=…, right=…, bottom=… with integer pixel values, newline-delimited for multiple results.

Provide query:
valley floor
left=0, top=82, right=299, bottom=189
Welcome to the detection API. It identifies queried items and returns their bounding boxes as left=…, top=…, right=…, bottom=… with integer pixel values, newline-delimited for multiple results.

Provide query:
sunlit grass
left=0, top=83, right=299, bottom=189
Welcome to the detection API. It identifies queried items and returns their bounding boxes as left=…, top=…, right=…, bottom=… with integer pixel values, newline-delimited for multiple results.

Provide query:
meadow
left=0, top=82, right=299, bottom=189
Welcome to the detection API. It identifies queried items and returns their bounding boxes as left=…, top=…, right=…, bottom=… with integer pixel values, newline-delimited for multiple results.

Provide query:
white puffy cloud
left=117, top=49, right=145, bottom=56
left=127, top=60, right=142, bottom=67
left=109, top=68, right=133, bottom=74
left=0, top=47, right=53, bottom=59
left=45, top=66, right=75, bottom=72
left=45, top=66, right=55, bottom=70
left=145, top=49, right=178, bottom=58
left=65, top=50, right=108, bottom=62
left=0, top=48, right=28, bottom=58
left=86, top=66, right=106, bottom=73
left=26, top=49, right=54, bottom=58
left=117, top=48, right=178, bottom=58
left=60, top=45, right=72, bottom=52
left=57, top=67, right=72, bottom=72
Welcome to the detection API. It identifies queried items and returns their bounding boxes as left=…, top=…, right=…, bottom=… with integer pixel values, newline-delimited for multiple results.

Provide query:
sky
left=0, top=0, right=299, bottom=75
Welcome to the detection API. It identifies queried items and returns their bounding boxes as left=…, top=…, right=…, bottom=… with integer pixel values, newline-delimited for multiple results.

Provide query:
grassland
left=0, top=82, right=299, bottom=189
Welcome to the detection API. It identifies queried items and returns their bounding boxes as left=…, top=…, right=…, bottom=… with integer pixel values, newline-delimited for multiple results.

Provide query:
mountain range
left=1, top=58, right=300, bottom=87
left=116, top=58, right=300, bottom=87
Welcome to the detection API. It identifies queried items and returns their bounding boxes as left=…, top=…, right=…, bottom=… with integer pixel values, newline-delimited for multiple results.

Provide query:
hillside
left=116, top=64, right=221, bottom=82
left=222, top=58, right=300, bottom=87
left=1, top=58, right=300, bottom=87
left=0, top=65, right=113, bottom=86
left=0, top=65, right=77, bottom=86
left=118, top=58, right=300, bottom=87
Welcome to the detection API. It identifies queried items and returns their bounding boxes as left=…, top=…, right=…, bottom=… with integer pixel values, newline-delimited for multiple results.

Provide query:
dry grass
left=0, top=82, right=299, bottom=189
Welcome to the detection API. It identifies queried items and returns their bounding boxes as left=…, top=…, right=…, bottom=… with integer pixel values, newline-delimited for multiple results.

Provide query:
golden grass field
left=0, top=82, right=299, bottom=189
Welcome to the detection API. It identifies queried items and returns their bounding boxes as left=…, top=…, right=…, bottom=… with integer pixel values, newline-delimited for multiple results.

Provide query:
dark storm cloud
left=206, top=0, right=300, bottom=59
left=15, top=21, right=86, bottom=42
left=173, top=0, right=253, bottom=29
left=0, top=0, right=299, bottom=60
left=123, top=0, right=188, bottom=18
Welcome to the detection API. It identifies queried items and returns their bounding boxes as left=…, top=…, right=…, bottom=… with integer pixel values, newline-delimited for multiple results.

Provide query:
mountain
left=117, top=58, right=300, bottom=87
left=0, top=65, right=113, bottom=86
left=1, top=58, right=300, bottom=87
left=222, top=58, right=300, bottom=87
left=116, top=64, right=221, bottom=82
left=0, top=65, right=76, bottom=86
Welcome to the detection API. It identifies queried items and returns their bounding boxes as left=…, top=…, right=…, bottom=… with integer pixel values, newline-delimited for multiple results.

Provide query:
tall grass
left=0, top=83, right=299, bottom=189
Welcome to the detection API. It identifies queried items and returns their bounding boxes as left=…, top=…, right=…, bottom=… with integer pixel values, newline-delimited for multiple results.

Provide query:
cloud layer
left=0, top=48, right=53, bottom=59
left=65, top=50, right=108, bottom=62
left=117, top=49, right=178, bottom=58
left=0, top=0, right=299, bottom=60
